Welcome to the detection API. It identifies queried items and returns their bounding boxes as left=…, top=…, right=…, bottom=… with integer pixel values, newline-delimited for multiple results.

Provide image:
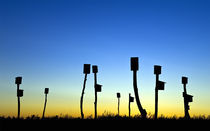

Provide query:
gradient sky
left=0, top=0, right=210, bottom=118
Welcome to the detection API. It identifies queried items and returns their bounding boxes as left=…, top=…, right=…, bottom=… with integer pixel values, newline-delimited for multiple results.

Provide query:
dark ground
left=0, top=116, right=209, bottom=131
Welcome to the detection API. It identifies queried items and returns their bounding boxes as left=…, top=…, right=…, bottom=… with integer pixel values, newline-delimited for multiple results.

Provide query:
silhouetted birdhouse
left=154, top=65, right=161, bottom=75
left=157, top=81, right=165, bottom=90
left=117, top=93, right=121, bottom=98
left=131, top=57, right=139, bottom=71
left=83, top=64, right=91, bottom=74
left=186, top=94, right=193, bottom=103
left=92, top=65, right=98, bottom=73
left=95, top=84, right=102, bottom=92
left=182, top=77, right=188, bottom=84
left=45, top=88, right=49, bottom=94
left=129, top=96, right=134, bottom=102
left=17, top=89, right=23, bottom=97
left=187, top=94, right=193, bottom=103
left=15, top=77, right=22, bottom=84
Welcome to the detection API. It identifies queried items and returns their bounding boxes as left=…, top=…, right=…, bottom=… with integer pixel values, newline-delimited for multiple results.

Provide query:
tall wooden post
left=17, top=84, right=20, bottom=119
left=130, top=57, right=147, bottom=118
left=182, top=77, right=193, bottom=119
left=92, top=65, right=98, bottom=119
left=42, top=88, right=49, bottom=119
left=80, top=64, right=90, bottom=119
left=15, top=77, right=23, bottom=119
left=92, top=65, right=102, bottom=119
left=154, top=65, right=160, bottom=119
left=117, top=93, right=120, bottom=116
left=154, top=65, right=165, bottom=119
left=128, top=93, right=134, bottom=117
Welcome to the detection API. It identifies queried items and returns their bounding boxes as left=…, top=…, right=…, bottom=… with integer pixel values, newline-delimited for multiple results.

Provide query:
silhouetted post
left=117, top=93, right=121, bottom=116
left=128, top=93, right=134, bottom=117
left=130, top=57, right=147, bottom=118
left=154, top=65, right=165, bottom=119
left=15, top=77, right=23, bottom=119
left=80, top=64, right=90, bottom=119
left=42, top=88, right=49, bottom=119
left=182, top=77, right=193, bottom=119
left=93, top=65, right=102, bottom=119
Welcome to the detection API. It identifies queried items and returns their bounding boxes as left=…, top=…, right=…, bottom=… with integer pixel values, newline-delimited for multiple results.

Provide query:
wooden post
left=117, top=93, right=120, bottom=116
left=80, top=64, right=90, bottom=119
left=130, top=57, right=147, bottom=118
left=80, top=74, right=87, bottom=119
left=128, top=94, right=134, bottom=117
left=42, top=88, right=49, bottom=119
left=17, top=84, right=20, bottom=119
left=118, top=97, right=120, bottom=116
left=128, top=93, right=131, bottom=117
left=94, top=72, right=97, bottom=119
left=154, top=74, right=159, bottom=119
left=183, top=84, right=190, bottom=119
left=154, top=65, right=165, bottom=119
left=92, top=65, right=98, bottom=119
left=182, top=77, right=192, bottom=119
left=15, top=77, right=22, bottom=119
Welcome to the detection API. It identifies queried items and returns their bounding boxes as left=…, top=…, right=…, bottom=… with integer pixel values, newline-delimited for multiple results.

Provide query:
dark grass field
left=0, top=115, right=210, bottom=131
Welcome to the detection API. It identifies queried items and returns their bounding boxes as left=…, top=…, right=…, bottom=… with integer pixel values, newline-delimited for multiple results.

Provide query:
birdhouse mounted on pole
left=154, top=65, right=161, bottom=75
left=183, top=93, right=193, bottom=103
left=117, top=93, right=121, bottom=98
left=129, top=94, right=134, bottom=102
left=95, top=84, right=102, bottom=92
left=15, top=77, right=22, bottom=85
left=157, top=81, right=165, bottom=90
left=131, top=57, right=139, bottom=71
left=182, top=77, right=188, bottom=84
left=17, top=89, right=24, bottom=97
left=92, top=65, right=98, bottom=73
left=45, top=88, right=49, bottom=94
left=83, top=64, right=91, bottom=74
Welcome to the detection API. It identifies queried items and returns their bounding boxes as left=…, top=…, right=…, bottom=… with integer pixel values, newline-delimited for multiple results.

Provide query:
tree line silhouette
left=12, top=57, right=193, bottom=119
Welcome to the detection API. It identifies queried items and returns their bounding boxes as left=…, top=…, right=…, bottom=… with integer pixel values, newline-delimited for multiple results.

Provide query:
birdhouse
left=117, top=93, right=121, bottom=98
left=182, top=77, right=188, bottom=84
left=131, top=57, right=139, bottom=71
left=183, top=93, right=193, bottom=103
left=95, top=84, right=102, bottom=92
left=83, top=64, right=90, bottom=74
left=186, top=94, right=193, bottom=103
left=154, top=65, right=161, bottom=75
left=92, top=65, right=98, bottom=73
left=15, top=77, right=22, bottom=84
left=157, top=81, right=165, bottom=90
left=45, top=88, right=49, bottom=94
left=129, top=96, right=134, bottom=102
left=17, top=89, right=23, bottom=97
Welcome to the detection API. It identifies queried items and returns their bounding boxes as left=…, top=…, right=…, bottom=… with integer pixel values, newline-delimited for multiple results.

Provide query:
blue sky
left=0, top=0, right=210, bottom=117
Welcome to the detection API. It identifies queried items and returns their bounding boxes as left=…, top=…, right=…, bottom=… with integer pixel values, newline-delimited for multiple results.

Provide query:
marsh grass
left=0, top=113, right=210, bottom=121
left=0, top=113, right=209, bottom=131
